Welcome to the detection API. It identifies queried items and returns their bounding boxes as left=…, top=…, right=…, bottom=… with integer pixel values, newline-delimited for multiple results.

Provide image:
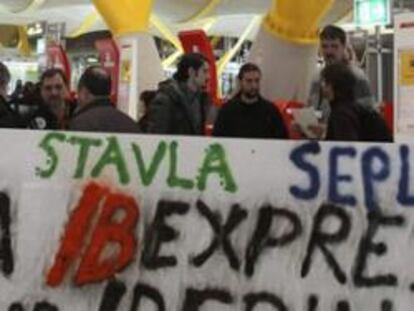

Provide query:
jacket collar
left=231, top=93, right=264, bottom=105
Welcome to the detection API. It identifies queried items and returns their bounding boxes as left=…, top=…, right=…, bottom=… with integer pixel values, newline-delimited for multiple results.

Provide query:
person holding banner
left=69, top=66, right=139, bottom=133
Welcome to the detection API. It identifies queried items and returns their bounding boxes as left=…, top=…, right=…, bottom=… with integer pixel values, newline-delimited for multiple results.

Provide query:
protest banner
left=0, top=130, right=412, bottom=310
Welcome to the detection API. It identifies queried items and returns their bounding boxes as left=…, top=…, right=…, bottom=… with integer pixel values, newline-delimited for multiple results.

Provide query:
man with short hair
left=308, top=25, right=376, bottom=122
left=69, top=66, right=139, bottom=133
left=147, top=53, right=210, bottom=135
left=213, top=63, right=288, bottom=139
left=29, top=68, right=71, bottom=130
left=0, top=62, right=21, bottom=128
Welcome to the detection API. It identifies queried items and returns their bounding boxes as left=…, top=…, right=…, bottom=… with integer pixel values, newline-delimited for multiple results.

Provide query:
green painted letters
left=197, top=144, right=238, bottom=193
left=36, top=132, right=66, bottom=178
left=132, top=141, right=167, bottom=186
left=167, top=141, right=194, bottom=190
left=69, top=136, right=102, bottom=179
left=91, top=137, right=130, bottom=185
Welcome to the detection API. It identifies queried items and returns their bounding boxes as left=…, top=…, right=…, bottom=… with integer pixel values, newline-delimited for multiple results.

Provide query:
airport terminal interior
left=4, top=2, right=414, bottom=310
left=0, top=0, right=412, bottom=140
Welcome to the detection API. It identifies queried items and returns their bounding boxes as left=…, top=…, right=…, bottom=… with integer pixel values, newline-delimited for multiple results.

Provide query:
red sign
left=95, top=38, right=120, bottom=103
left=179, top=30, right=220, bottom=106
left=46, top=44, right=71, bottom=85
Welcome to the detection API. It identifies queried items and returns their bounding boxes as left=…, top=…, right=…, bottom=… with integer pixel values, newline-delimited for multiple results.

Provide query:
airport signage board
left=354, top=0, right=391, bottom=26
left=0, top=130, right=412, bottom=310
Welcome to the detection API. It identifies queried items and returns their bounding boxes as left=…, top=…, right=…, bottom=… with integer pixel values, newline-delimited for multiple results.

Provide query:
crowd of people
left=0, top=25, right=392, bottom=142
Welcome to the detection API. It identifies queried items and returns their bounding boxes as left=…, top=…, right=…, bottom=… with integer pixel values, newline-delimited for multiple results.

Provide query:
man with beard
left=29, top=69, right=73, bottom=130
left=147, top=53, right=211, bottom=135
left=308, top=25, right=375, bottom=123
left=213, top=63, right=287, bottom=139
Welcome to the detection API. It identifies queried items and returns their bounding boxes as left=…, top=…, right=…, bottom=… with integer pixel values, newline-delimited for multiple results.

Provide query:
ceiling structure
left=0, top=0, right=353, bottom=40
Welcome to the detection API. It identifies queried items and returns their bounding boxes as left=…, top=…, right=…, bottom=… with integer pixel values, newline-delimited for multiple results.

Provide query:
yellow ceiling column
left=92, top=0, right=163, bottom=121
left=263, top=0, right=334, bottom=45
left=17, top=26, right=31, bottom=57
left=92, top=0, right=154, bottom=36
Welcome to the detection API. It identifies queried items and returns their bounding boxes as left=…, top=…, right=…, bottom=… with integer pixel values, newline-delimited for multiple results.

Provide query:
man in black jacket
left=29, top=68, right=71, bottom=130
left=213, top=63, right=288, bottom=139
left=69, top=66, right=139, bottom=133
left=0, top=62, right=22, bottom=128
left=147, top=53, right=210, bottom=135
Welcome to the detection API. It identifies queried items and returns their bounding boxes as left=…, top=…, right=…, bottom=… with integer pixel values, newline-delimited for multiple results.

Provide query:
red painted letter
left=46, top=182, right=139, bottom=287
left=75, top=191, right=139, bottom=285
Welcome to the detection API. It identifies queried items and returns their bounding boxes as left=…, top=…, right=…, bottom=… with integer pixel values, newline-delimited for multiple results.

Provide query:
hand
left=307, top=124, right=326, bottom=139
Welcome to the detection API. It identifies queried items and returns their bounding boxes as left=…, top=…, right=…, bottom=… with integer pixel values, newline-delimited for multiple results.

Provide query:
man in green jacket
left=147, top=53, right=210, bottom=136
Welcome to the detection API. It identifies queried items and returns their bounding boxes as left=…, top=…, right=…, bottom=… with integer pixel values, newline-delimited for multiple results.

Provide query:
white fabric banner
left=0, top=130, right=412, bottom=310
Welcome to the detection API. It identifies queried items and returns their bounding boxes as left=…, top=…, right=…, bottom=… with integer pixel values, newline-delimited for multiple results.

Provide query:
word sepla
left=36, top=132, right=237, bottom=193
left=290, top=142, right=414, bottom=211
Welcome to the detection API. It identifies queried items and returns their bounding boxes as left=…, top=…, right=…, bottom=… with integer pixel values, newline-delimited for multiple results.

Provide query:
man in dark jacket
left=322, top=63, right=362, bottom=141
left=147, top=53, right=210, bottom=135
left=69, top=66, right=139, bottom=133
left=0, top=62, right=22, bottom=128
left=29, top=69, right=71, bottom=130
left=213, top=63, right=288, bottom=139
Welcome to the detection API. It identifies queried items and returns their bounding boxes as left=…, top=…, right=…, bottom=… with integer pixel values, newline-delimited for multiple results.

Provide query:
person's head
left=77, top=66, right=111, bottom=108
left=320, top=25, right=347, bottom=65
left=321, top=63, right=356, bottom=103
left=40, top=68, right=68, bottom=113
left=0, top=62, right=11, bottom=98
left=173, top=53, right=209, bottom=91
left=237, top=63, right=262, bottom=101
